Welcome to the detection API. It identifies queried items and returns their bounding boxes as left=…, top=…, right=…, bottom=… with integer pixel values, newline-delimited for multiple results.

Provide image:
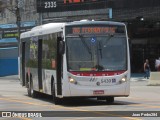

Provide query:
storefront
left=127, top=19, right=160, bottom=72
left=0, top=38, right=18, bottom=76
left=0, top=22, right=36, bottom=76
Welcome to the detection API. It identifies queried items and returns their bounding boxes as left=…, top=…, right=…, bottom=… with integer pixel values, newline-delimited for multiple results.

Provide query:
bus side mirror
left=59, top=41, right=65, bottom=55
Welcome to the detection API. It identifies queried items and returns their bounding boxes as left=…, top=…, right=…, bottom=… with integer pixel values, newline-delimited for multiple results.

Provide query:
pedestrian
left=155, top=57, right=160, bottom=71
left=144, top=59, right=150, bottom=79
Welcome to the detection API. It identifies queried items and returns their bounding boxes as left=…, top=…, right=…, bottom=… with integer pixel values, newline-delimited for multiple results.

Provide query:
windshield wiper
left=104, top=34, right=114, bottom=47
left=79, top=34, right=92, bottom=59
left=98, top=41, right=103, bottom=59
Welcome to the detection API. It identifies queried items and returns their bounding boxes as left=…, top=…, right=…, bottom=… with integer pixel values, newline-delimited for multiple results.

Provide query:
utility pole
left=16, top=6, right=21, bottom=44
left=16, top=0, right=22, bottom=80
left=16, top=0, right=24, bottom=45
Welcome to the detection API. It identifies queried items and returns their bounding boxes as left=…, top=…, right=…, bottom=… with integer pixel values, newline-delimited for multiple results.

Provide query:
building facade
left=0, top=0, right=37, bottom=76
left=0, top=0, right=38, bottom=24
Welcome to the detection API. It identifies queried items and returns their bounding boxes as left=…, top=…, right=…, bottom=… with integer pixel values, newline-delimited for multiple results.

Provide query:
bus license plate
left=93, top=90, right=104, bottom=95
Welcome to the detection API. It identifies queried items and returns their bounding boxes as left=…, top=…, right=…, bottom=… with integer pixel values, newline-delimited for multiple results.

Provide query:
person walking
left=144, top=59, right=150, bottom=79
left=155, top=57, right=160, bottom=71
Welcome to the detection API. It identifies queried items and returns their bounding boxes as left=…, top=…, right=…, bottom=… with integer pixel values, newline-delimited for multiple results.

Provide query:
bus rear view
left=63, top=21, right=130, bottom=103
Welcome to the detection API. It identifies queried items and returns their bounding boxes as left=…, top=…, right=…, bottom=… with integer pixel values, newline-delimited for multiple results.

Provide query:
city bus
left=20, top=20, right=130, bottom=104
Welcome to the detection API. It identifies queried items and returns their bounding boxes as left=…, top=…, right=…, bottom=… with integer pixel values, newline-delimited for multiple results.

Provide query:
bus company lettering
left=72, top=27, right=116, bottom=34
left=89, top=77, right=97, bottom=82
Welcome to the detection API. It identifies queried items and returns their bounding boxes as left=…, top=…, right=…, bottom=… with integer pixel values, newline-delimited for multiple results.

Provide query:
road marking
left=63, top=111, right=142, bottom=120
left=64, top=118, right=141, bottom=120
left=64, top=117, right=95, bottom=120
left=17, top=117, right=32, bottom=120
left=0, top=98, right=62, bottom=109
left=54, top=108, right=142, bottom=120
left=116, top=97, right=160, bottom=109
left=123, top=117, right=142, bottom=120
left=1, top=96, right=160, bottom=111
left=77, top=106, right=150, bottom=111
left=0, top=97, right=143, bottom=120
left=126, top=97, right=160, bottom=102
left=1, top=95, right=30, bottom=98
left=128, top=103, right=160, bottom=109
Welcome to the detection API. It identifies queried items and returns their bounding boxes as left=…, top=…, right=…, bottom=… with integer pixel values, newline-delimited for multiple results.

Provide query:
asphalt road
left=0, top=75, right=160, bottom=120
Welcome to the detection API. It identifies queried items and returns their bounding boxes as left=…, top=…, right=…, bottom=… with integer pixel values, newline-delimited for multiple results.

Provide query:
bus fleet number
left=45, top=1, right=57, bottom=8
left=101, top=79, right=112, bottom=83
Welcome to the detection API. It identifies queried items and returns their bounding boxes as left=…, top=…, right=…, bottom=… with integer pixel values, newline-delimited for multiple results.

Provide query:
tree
left=0, top=1, right=7, bottom=13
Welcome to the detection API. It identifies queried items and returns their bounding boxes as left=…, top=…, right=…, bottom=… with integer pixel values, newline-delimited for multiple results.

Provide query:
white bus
left=20, top=20, right=130, bottom=104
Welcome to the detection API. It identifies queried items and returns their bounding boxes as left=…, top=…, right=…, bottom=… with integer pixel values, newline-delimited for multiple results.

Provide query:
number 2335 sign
left=37, top=0, right=107, bottom=13
left=44, top=1, right=57, bottom=9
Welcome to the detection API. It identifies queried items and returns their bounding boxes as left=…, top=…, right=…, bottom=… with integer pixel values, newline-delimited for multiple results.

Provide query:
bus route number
left=101, top=79, right=112, bottom=83
left=44, top=1, right=57, bottom=8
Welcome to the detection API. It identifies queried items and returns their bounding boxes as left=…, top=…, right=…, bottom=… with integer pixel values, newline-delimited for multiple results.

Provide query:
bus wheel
left=28, top=76, right=39, bottom=98
left=52, top=81, right=59, bottom=104
left=27, top=80, right=31, bottom=97
left=30, top=81, right=39, bottom=98
left=106, top=97, right=114, bottom=104
left=27, top=75, right=31, bottom=97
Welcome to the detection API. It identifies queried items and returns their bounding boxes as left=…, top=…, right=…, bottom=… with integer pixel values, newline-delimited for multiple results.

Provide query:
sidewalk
left=0, top=75, right=19, bottom=80
left=130, top=73, right=148, bottom=81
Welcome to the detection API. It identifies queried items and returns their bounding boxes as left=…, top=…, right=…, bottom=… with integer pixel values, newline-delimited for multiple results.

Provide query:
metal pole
left=16, top=6, right=21, bottom=80
left=16, top=7, right=21, bottom=56
left=39, top=13, right=43, bottom=25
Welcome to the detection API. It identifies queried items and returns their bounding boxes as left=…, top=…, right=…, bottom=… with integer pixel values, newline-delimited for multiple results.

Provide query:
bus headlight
left=119, top=76, right=127, bottom=84
left=69, top=77, right=77, bottom=84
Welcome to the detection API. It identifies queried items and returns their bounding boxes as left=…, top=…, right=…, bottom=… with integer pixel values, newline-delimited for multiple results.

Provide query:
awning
left=0, top=38, right=17, bottom=43
left=0, top=38, right=18, bottom=47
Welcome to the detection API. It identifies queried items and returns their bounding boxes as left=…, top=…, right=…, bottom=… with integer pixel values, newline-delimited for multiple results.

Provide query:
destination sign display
left=72, top=27, right=116, bottom=34
left=36, top=0, right=107, bottom=13
left=66, top=25, right=125, bottom=35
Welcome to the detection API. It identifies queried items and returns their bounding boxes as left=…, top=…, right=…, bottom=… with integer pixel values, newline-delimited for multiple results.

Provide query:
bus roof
left=20, top=21, right=125, bottom=39
left=20, top=23, right=65, bottom=39
left=65, top=20, right=125, bottom=26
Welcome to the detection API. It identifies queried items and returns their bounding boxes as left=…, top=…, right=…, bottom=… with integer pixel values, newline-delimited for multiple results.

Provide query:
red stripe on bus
left=69, top=71, right=126, bottom=76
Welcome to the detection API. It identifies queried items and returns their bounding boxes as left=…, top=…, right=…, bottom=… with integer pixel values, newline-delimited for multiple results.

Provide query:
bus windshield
left=66, top=34, right=127, bottom=72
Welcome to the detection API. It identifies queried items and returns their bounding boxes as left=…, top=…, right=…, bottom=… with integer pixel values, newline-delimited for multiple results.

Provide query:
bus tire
left=51, top=78, right=59, bottom=104
left=27, top=75, right=31, bottom=97
left=27, top=82, right=31, bottom=97
left=106, top=97, right=114, bottom=103
left=26, top=73, right=30, bottom=88
left=28, top=75, right=39, bottom=98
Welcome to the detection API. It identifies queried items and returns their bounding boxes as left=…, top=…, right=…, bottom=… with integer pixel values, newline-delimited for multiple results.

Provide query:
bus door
left=22, top=42, right=26, bottom=86
left=38, top=39, right=43, bottom=92
left=56, top=36, right=64, bottom=96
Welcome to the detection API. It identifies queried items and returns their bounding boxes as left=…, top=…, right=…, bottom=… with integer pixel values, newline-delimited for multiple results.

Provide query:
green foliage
left=42, top=59, right=54, bottom=70
left=27, top=59, right=38, bottom=68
